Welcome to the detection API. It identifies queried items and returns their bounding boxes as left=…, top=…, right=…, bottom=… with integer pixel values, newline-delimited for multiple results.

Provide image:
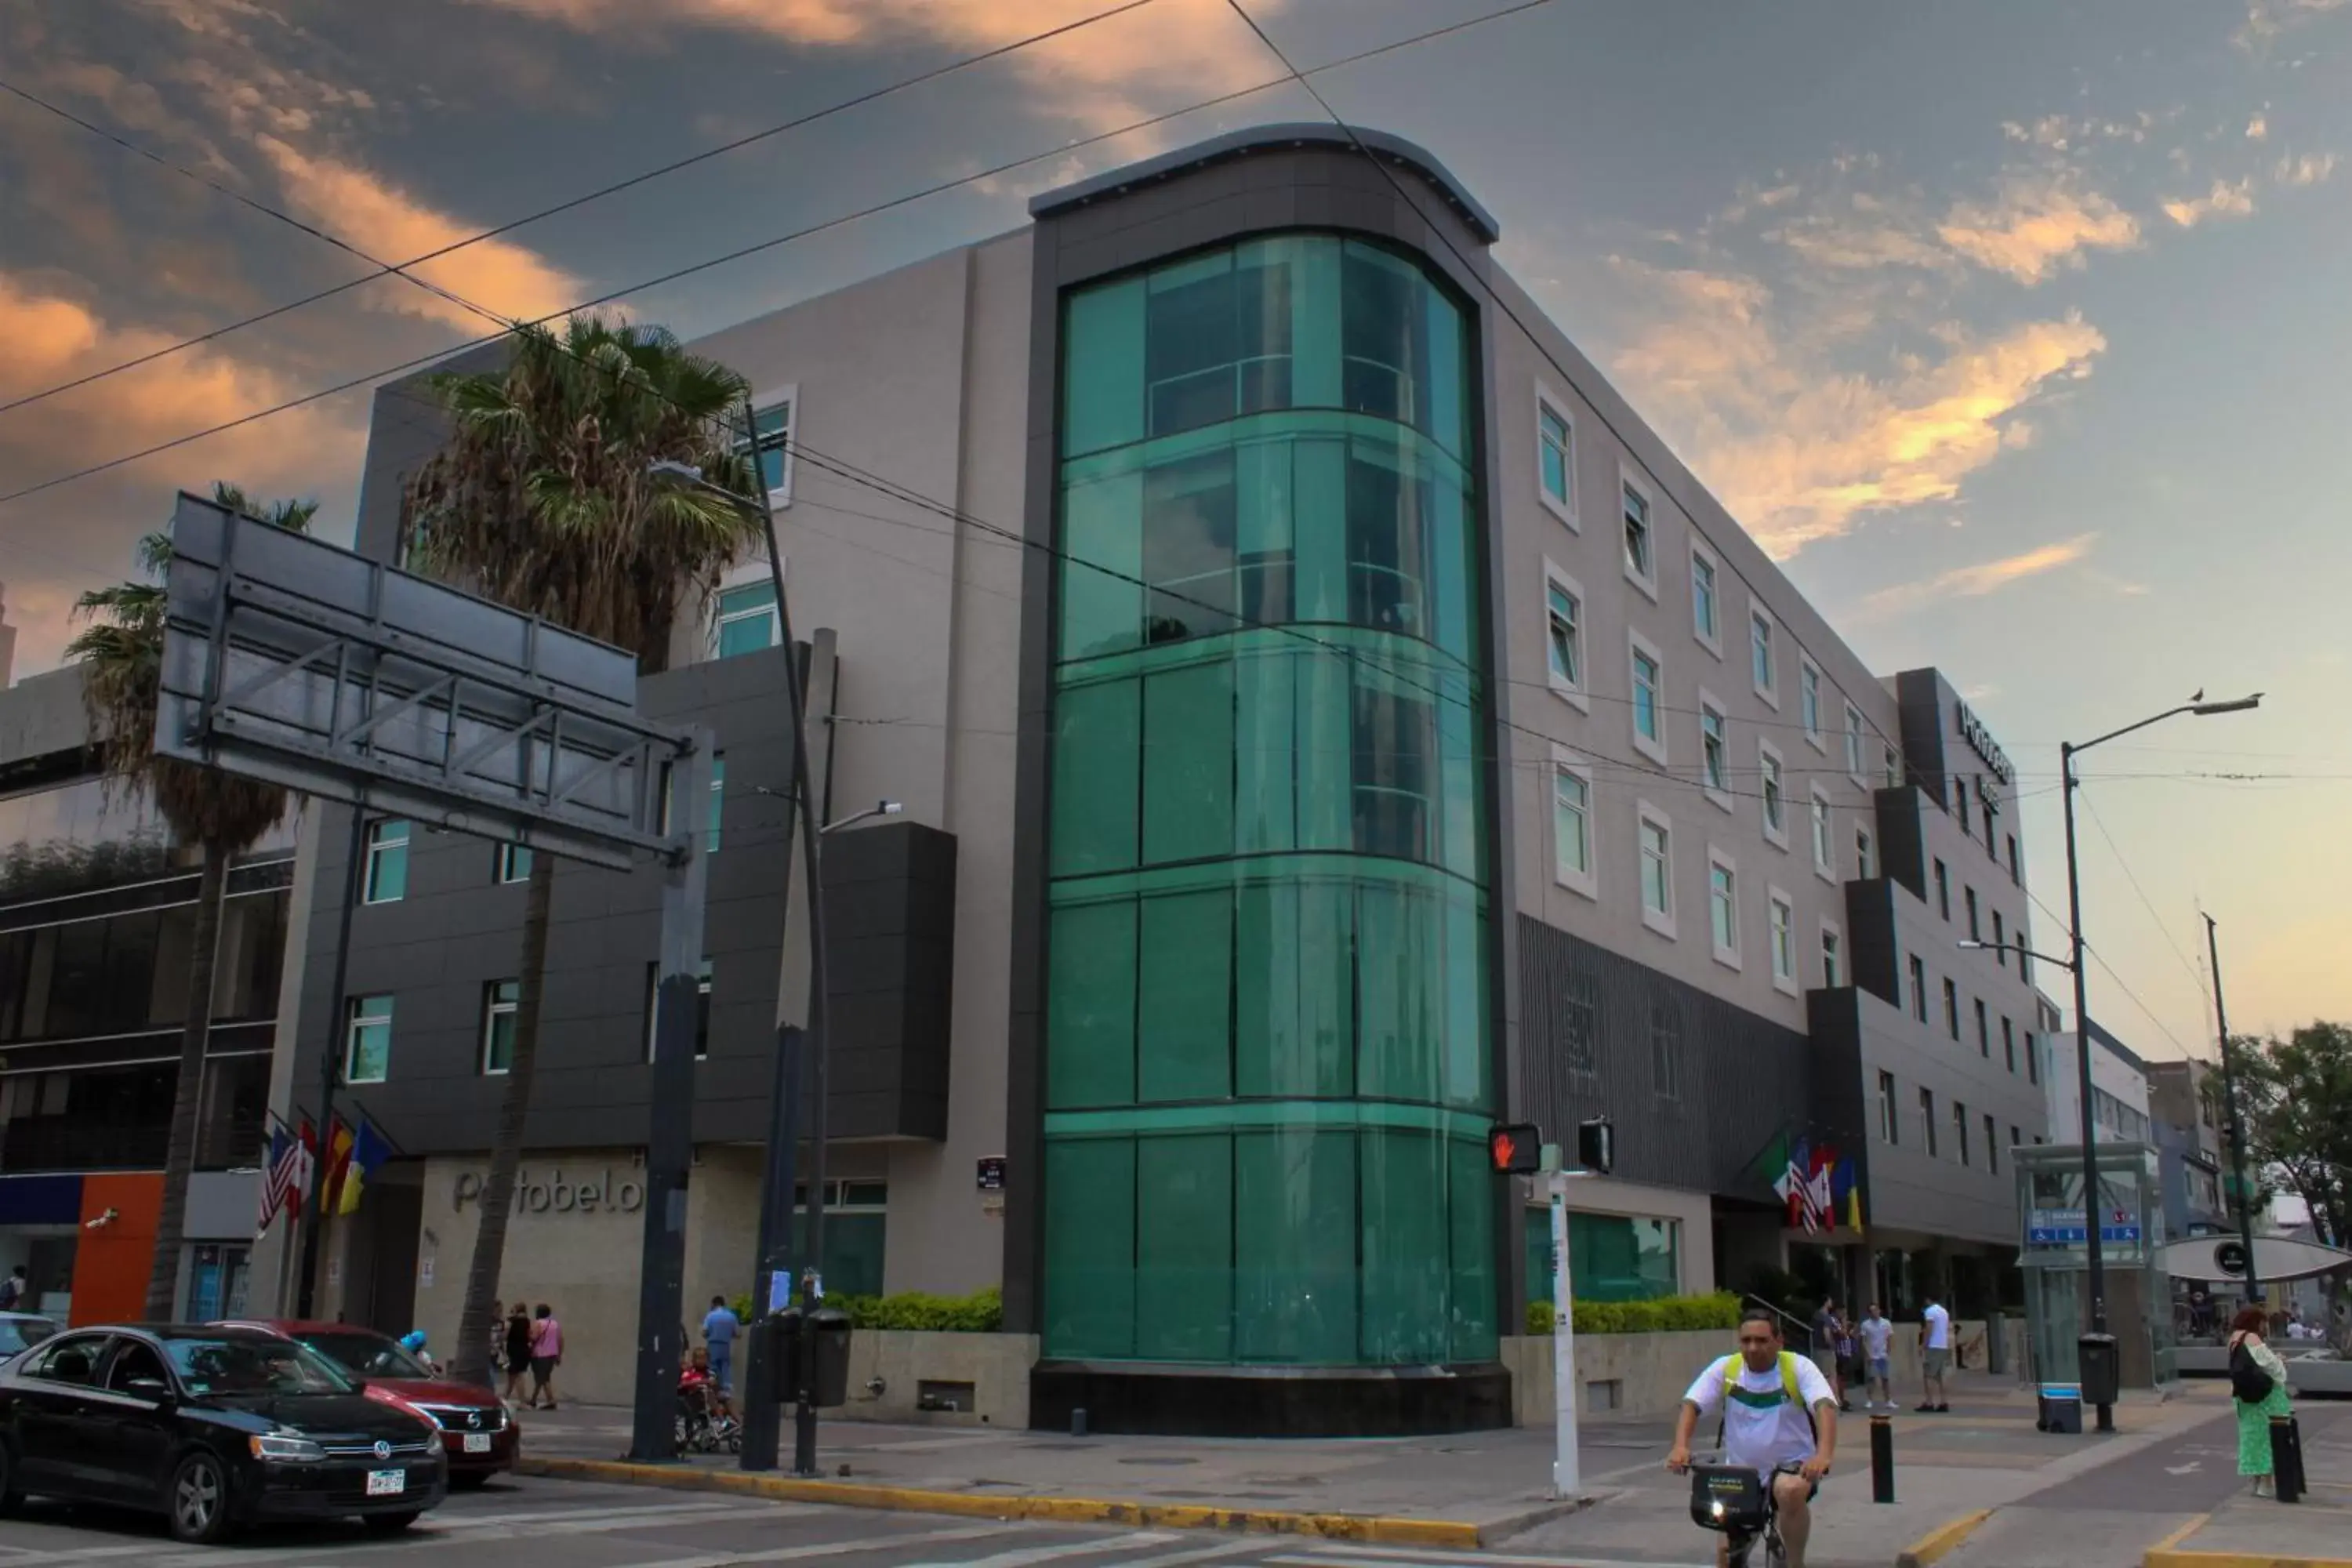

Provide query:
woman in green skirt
left=2227, top=1305, right=2293, bottom=1496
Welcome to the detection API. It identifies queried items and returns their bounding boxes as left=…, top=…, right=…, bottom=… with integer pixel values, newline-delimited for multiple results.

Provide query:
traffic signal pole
left=1549, top=1168, right=1580, bottom=1498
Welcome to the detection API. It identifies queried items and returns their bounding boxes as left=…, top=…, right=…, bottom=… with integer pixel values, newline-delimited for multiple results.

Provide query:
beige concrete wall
left=832, top=1330, right=1037, bottom=1428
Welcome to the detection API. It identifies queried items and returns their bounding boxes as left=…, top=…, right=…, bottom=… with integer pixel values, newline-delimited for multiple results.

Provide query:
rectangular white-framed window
left=1855, top=826, right=1875, bottom=880
left=1550, top=748, right=1597, bottom=901
left=1707, top=847, right=1740, bottom=969
left=1759, top=739, right=1789, bottom=849
left=1748, top=604, right=1778, bottom=706
left=1543, top=563, right=1588, bottom=710
left=1955, top=1101, right=1970, bottom=1167
left=1965, top=886, right=1981, bottom=941
left=2003, top=1015, right=2016, bottom=1073
left=362, top=818, right=409, bottom=905
left=1974, top=996, right=1991, bottom=1057
left=1629, top=630, right=1668, bottom=763
left=1844, top=702, right=1866, bottom=782
left=480, top=978, right=519, bottom=1076
left=1820, top=919, right=1843, bottom=988
left=1809, top=786, right=1835, bottom=880
left=1698, top=691, right=1732, bottom=811
left=1884, top=743, right=1902, bottom=789
left=1933, top=858, right=1951, bottom=920
left=1689, top=538, right=1722, bottom=655
left=1768, top=887, right=1797, bottom=994
left=740, top=387, right=797, bottom=505
left=1907, top=953, right=1927, bottom=1022
left=1920, top=1087, right=1939, bottom=1157
left=1637, top=800, right=1675, bottom=938
left=1800, top=659, right=1824, bottom=750
left=1986, top=1112, right=2000, bottom=1175
left=1878, top=1069, right=1900, bottom=1144
left=715, top=578, right=780, bottom=659
left=494, top=842, right=532, bottom=884
left=344, top=994, right=393, bottom=1084
left=1992, top=911, right=2007, bottom=967
left=1621, top=471, right=1657, bottom=597
left=1536, top=388, right=1577, bottom=525
left=1943, top=976, right=1961, bottom=1040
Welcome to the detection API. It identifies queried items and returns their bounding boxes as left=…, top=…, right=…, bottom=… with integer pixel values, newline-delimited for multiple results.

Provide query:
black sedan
left=0, top=1323, right=445, bottom=1544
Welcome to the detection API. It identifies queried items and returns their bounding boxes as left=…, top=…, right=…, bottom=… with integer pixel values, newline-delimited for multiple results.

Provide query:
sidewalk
left=504, top=1368, right=2229, bottom=1559
left=2142, top=1396, right=2352, bottom=1568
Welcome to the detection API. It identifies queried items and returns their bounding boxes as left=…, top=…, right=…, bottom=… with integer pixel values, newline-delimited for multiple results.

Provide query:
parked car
left=216, top=1319, right=516, bottom=1486
left=0, top=1314, right=56, bottom=1360
left=0, top=1323, right=445, bottom=1544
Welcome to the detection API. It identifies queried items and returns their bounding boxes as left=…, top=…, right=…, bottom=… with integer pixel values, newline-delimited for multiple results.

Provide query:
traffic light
left=1577, top=1116, right=1616, bottom=1176
left=1488, top=1122, right=1541, bottom=1174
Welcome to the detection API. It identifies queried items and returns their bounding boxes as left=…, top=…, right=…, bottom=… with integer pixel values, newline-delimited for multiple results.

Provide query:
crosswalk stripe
left=622, top=1523, right=1065, bottom=1568
left=1093, top=1537, right=1294, bottom=1568
left=898, top=1531, right=1184, bottom=1568
left=1272, top=1555, right=1710, bottom=1568
left=137, top=1502, right=804, bottom=1568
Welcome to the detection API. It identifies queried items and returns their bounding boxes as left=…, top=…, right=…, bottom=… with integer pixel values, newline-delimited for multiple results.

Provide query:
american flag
left=256, top=1117, right=314, bottom=1236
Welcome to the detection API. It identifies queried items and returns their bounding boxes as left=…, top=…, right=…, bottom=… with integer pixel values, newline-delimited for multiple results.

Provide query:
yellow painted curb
left=1894, top=1506, right=1994, bottom=1568
left=2146, top=1554, right=2352, bottom=1568
left=514, top=1456, right=1486, bottom=1548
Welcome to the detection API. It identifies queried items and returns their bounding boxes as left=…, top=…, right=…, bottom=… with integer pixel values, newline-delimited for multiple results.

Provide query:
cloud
left=1936, top=175, right=2142, bottom=282
left=2276, top=151, right=2338, bottom=184
left=2237, top=0, right=2352, bottom=50
left=2163, top=178, right=2258, bottom=226
left=464, top=0, right=1281, bottom=131
left=1857, top=534, right=2099, bottom=619
left=2247, top=112, right=2270, bottom=140
left=1603, top=259, right=2107, bottom=555
left=252, top=136, right=582, bottom=331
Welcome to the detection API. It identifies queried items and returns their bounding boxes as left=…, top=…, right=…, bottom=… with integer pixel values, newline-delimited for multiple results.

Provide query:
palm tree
left=404, top=314, right=761, bottom=1388
left=68, top=482, right=317, bottom=1319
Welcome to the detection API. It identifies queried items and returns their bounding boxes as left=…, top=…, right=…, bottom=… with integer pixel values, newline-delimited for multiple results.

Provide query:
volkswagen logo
left=373, top=1440, right=392, bottom=1461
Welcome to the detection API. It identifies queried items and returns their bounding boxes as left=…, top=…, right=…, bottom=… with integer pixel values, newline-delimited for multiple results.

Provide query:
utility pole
left=296, top=804, right=366, bottom=1316
left=2059, top=740, right=2109, bottom=1429
left=2205, top=914, right=2262, bottom=1306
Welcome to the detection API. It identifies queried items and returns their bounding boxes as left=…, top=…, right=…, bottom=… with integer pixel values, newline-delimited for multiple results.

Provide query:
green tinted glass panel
left=1235, top=880, right=1352, bottom=1098
left=1063, top=470, right=1142, bottom=660
left=1047, top=901, right=1135, bottom=1109
left=1136, top=1134, right=1233, bottom=1360
left=1043, top=1138, right=1134, bottom=1356
left=1141, top=662, right=1232, bottom=864
left=1359, top=1127, right=1447, bottom=1363
left=1234, top=1128, right=1356, bottom=1363
left=789, top=1211, right=886, bottom=1298
left=1233, top=652, right=1296, bottom=853
left=1138, top=891, right=1232, bottom=1102
left=1065, top=278, right=1145, bottom=457
left=1447, top=1136, right=1497, bottom=1359
left=1051, top=681, right=1138, bottom=876
left=1443, top=890, right=1487, bottom=1109
left=1357, top=882, right=1439, bottom=1102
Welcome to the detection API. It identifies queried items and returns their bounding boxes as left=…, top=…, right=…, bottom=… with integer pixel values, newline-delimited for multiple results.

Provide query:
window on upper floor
left=2004, top=1016, right=2016, bottom=1073
left=1907, top=954, right=1927, bottom=1022
left=1622, top=481, right=1655, bottom=590
left=481, top=979, right=518, bottom=1076
left=1955, top=1102, right=1970, bottom=1167
left=1878, top=1070, right=1900, bottom=1144
left=1769, top=891, right=1797, bottom=994
left=344, top=994, right=393, bottom=1084
left=1855, top=826, right=1875, bottom=880
left=362, top=818, right=409, bottom=905
left=1885, top=743, right=1902, bottom=789
left=1810, top=789, right=1834, bottom=879
left=1921, top=1087, right=1939, bottom=1156
left=1800, top=660, right=1823, bottom=747
left=1537, top=396, right=1576, bottom=521
left=716, top=579, right=780, bottom=659
left=1759, top=742, right=1788, bottom=847
left=1943, top=977, right=1961, bottom=1040
left=1965, top=887, right=1980, bottom=942
left=644, top=957, right=714, bottom=1062
left=1844, top=702, right=1865, bottom=782
left=1955, top=776, right=1970, bottom=833
left=740, top=397, right=794, bottom=503
left=1708, top=851, right=1740, bottom=968
left=1933, top=858, right=1951, bottom=920
left=1552, top=756, right=1595, bottom=899
left=1750, top=609, right=1777, bottom=702
left=494, top=842, right=532, bottom=884
left=1690, top=545, right=1720, bottom=650
left=1639, top=807, right=1675, bottom=933
left=1821, top=922, right=1843, bottom=989
left=1700, top=697, right=1730, bottom=806
left=1544, top=569, right=1584, bottom=702
left=1992, top=910, right=2006, bottom=965
left=2007, top=833, right=2020, bottom=884
left=1631, top=637, right=1666, bottom=760
left=1985, top=1113, right=2000, bottom=1175
left=1975, top=997, right=1990, bottom=1058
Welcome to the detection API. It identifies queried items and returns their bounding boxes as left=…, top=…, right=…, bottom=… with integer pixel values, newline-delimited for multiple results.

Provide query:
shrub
left=724, top=1285, right=1004, bottom=1332
left=1523, top=1292, right=1741, bottom=1336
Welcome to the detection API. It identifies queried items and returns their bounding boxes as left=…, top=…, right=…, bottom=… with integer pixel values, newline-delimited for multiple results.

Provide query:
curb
left=515, top=1456, right=1491, bottom=1547
left=1894, top=1507, right=1994, bottom=1568
left=2146, top=1554, right=2352, bottom=1568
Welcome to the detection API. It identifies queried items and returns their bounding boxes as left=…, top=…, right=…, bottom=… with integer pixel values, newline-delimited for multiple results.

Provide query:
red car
left=218, top=1320, right=517, bottom=1486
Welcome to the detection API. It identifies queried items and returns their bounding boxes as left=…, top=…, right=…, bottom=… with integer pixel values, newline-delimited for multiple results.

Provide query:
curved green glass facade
left=1041, top=234, right=1497, bottom=1367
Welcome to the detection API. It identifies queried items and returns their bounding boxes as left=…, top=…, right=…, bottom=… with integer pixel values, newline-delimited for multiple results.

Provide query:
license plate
left=365, top=1468, right=406, bottom=1497
left=463, top=1432, right=492, bottom=1454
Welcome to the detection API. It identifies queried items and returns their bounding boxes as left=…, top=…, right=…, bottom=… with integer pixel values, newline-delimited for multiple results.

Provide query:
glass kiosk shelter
left=2015, top=1142, right=2173, bottom=1390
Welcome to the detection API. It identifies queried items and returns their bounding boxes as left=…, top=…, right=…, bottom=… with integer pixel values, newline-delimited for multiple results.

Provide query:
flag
left=336, top=1119, right=393, bottom=1216
left=257, top=1117, right=317, bottom=1236
left=1804, top=1146, right=1836, bottom=1233
left=1774, top=1135, right=1813, bottom=1229
left=1831, top=1156, right=1864, bottom=1231
left=319, top=1116, right=356, bottom=1215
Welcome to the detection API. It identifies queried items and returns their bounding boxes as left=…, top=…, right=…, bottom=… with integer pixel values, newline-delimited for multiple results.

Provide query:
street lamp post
left=651, top=434, right=839, bottom=1475
left=2056, top=693, right=2260, bottom=1432
left=2204, top=913, right=2263, bottom=1306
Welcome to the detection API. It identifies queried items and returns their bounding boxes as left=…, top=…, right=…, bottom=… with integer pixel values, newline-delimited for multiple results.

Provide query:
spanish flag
left=319, top=1117, right=357, bottom=1214
left=336, top=1120, right=393, bottom=1216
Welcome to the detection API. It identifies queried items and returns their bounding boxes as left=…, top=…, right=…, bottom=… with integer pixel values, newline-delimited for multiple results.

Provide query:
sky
left=2, top=0, right=2347, bottom=1063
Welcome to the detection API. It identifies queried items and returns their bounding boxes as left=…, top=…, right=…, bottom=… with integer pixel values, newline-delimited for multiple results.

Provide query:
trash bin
left=2078, top=1333, right=2120, bottom=1407
left=766, top=1308, right=805, bottom=1403
left=806, top=1308, right=852, bottom=1408
left=2037, top=1384, right=2083, bottom=1433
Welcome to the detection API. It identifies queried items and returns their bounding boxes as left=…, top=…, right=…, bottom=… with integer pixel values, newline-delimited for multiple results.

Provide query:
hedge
left=728, top=1286, right=1005, bottom=1333
left=1525, top=1291, right=1740, bottom=1336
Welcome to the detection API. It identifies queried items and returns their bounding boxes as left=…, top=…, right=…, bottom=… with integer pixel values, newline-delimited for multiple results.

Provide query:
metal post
left=740, top=1024, right=803, bottom=1472
left=295, top=806, right=366, bottom=1316
left=627, top=734, right=710, bottom=1464
left=2059, top=742, right=2112, bottom=1432
left=1550, top=1171, right=1579, bottom=1497
left=1870, top=1413, right=1895, bottom=1504
left=2205, top=914, right=2262, bottom=1306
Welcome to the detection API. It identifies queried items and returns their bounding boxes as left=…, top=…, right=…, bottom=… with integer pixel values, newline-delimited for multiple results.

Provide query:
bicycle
left=1686, top=1455, right=1798, bottom=1568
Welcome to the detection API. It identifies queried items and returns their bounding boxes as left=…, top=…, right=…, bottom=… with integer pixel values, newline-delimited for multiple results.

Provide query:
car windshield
left=165, top=1337, right=358, bottom=1396
left=297, top=1330, right=430, bottom=1380
left=0, top=1318, right=57, bottom=1356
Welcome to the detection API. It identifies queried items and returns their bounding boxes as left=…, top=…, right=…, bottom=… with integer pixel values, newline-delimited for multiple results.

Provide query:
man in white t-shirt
left=1859, top=1302, right=1896, bottom=1412
left=1668, top=1309, right=1839, bottom=1568
left=1918, top=1295, right=1952, bottom=1413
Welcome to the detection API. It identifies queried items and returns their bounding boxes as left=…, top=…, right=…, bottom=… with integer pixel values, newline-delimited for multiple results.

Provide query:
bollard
left=2271, top=1415, right=2305, bottom=1504
left=1071, top=1406, right=1088, bottom=1438
left=1870, top=1413, right=1895, bottom=1504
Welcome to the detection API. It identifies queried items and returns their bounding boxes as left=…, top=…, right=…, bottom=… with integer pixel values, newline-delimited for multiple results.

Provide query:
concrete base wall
left=833, top=1330, right=1037, bottom=1427
left=1501, top=1318, right=2033, bottom=1425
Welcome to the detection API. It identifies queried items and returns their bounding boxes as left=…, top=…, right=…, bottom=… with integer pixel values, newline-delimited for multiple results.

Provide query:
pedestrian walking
left=2228, top=1305, right=2294, bottom=1497
left=528, top=1302, right=564, bottom=1410
left=1811, top=1296, right=1845, bottom=1408
left=702, top=1294, right=741, bottom=1396
left=1859, top=1301, right=1896, bottom=1411
left=1918, top=1292, right=1952, bottom=1411
left=503, top=1301, right=534, bottom=1405
left=1834, top=1310, right=1861, bottom=1413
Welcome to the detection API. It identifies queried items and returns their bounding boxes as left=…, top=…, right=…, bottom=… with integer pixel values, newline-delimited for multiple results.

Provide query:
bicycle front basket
left=1690, top=1463, right=1769, bottom=1532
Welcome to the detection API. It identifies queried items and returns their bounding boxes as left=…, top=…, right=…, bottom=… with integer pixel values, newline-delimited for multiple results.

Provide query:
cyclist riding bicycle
left=1668, top=1308, right=1839, bottom=1568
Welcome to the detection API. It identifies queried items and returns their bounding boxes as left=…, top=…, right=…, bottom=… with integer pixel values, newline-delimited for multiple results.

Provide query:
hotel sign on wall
left=1953, top=700, right=2014, bottom=808
left=452, top=1167, right=644, bottom=1217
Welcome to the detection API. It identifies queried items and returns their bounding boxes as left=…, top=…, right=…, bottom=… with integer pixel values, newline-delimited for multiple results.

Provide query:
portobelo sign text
left=452, top=1167, right=644, bottom=1216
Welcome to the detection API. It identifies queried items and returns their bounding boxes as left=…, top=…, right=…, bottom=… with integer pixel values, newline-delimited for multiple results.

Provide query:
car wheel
left=167, top=1451, right=234, bottom=1546
left=363, top=1509, right=423, bottom=1534
left=450, top=1471, right=490, bottom=1490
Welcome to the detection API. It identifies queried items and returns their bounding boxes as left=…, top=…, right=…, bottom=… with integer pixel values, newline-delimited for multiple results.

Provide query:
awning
left=2161, top=1235, right=2352, bottom=1283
